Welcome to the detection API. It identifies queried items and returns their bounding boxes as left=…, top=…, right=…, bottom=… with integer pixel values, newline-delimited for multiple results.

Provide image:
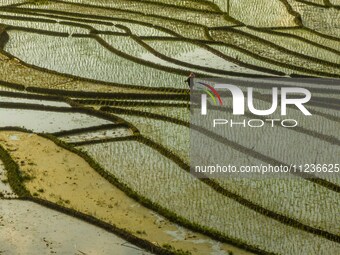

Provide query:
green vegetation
left=0, top=145, right=30, bottom=197
left=0, top=0, right=339, bottom=254
left=162, top=244, right=192, bottom=255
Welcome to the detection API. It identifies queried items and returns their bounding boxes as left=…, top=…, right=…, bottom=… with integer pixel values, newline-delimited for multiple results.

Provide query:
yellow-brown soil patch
left=0, top=131, right=251, bottom=255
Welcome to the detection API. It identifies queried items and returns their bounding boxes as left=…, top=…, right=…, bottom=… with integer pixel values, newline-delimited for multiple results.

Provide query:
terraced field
left=0, top=0, right=339, bottom=255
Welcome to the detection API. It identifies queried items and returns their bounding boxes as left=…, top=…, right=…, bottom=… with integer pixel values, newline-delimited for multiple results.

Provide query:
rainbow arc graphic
left=196, top=82, right=223, bottom=106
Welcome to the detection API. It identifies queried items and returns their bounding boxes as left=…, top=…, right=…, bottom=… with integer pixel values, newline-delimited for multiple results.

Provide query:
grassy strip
left=328, top=1, right=340, bottom=8
left=0, top=90, right=67, bottom=102
left=73, top=31, right=128, bottom=37
left=0, top=80, right=26, bottom=91
left=303, top=27, right=340, bottom=42
left=294, top=0, right=329, bottom=7
left=0, top=30, right=9, bottom=49
left=0, top=13, right=57, bottom=24
left=20, top=196, right=179, bottom=255
left=101, top=106, right=189, bottom=127
left=138, top=36, right=224, bottom=44
left=52, top=123, right=128, bottom=137
left=0, top=8, right=137, bottom=28
left=0, top=102, right=77, bottom=111
left=74, top=99, right=189, bottom=108
left=0, top=144, right=30, bottom=197
left=69, top=135, right=138, bottom=146
left=6, top=25, right=69, bottom=37
left=26, top=86, right=189, bottom=100
left=0, top=126, right=34, bottom=133
left=59, top=20, right=97, bottom=30
left=42, top=133, right=273, bottom=255
left=324, top=0, right=332, bottom=7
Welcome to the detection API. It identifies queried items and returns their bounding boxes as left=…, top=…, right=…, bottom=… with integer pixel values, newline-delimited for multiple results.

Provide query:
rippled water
left=0, top=200, right=151, bottom=255
left=0, top=108, right=111, bottom=133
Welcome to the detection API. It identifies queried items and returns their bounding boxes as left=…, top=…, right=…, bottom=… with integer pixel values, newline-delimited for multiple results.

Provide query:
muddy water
left=0, top=108, right=111, bottom=133
left=0, top=96, right=71, bottom=107
left=0, top=200, right=151, bottom=255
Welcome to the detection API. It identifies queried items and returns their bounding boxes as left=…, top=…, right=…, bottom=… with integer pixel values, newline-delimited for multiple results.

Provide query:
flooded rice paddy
left=0, top=0, right=339, bottom=254
left=0, top=200, right=150, bottom=255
